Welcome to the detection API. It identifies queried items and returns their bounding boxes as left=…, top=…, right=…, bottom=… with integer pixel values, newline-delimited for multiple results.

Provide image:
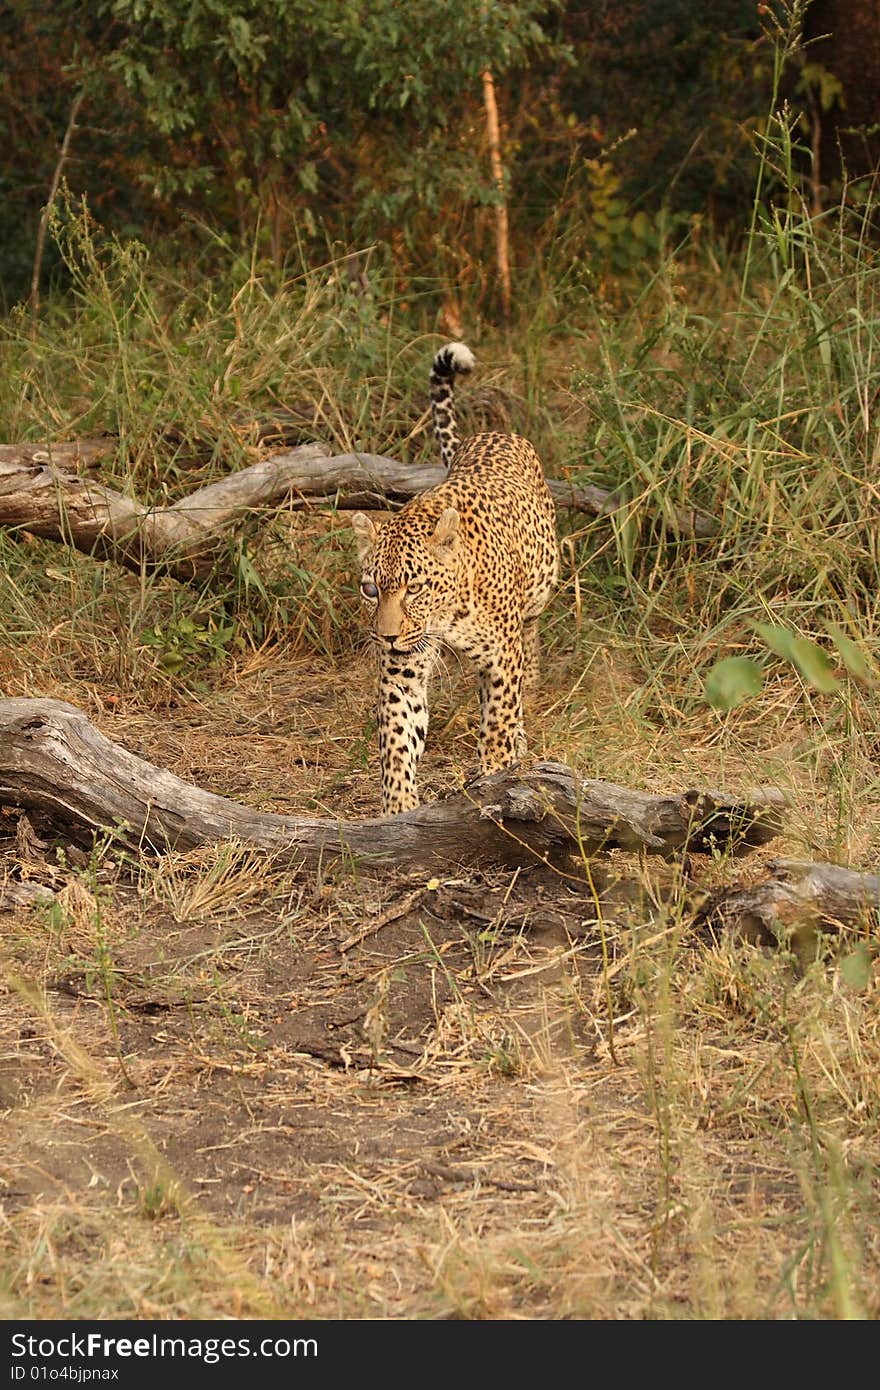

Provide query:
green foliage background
left=1, top=0, right=776, bottom=304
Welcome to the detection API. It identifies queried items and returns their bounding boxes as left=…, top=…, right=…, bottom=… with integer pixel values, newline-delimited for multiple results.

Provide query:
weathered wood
left=0, top=439, right=116, bottom=470
left=0, top=441, right=332, bottom=581
left=0, top=879, right=55, bottom=909
left=703, top=858, right=880, bottom=943
left=0, top=699, right=783, bottom=874
left=0, top=440, right=718, bottom=582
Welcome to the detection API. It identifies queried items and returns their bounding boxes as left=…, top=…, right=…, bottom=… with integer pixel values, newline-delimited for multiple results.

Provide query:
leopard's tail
left=430, top=341, right=475, bottom=470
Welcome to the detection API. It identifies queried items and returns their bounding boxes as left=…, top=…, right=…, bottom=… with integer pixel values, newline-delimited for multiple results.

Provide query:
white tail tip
left=436, top=341, right=475, bottom=374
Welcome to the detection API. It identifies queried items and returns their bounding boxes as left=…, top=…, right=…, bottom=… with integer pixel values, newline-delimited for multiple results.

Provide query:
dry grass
left=1, top=615, right=878, bottom=1320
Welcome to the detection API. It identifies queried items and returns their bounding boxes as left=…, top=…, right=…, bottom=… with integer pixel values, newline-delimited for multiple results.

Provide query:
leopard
left=351, top=342, right=559, bottom=815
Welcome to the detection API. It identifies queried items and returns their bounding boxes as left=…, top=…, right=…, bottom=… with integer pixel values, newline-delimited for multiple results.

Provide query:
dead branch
left=0, top=440, right=116, bottom=470
left=703, top=858, right=880, bottom=943
left=0, top=879, right=55, bottom=909
left=0, top=441, right=719, bottom=583
left=0, top=699, right=784, bottom=875
left=0, top=441, right=332, bottom=582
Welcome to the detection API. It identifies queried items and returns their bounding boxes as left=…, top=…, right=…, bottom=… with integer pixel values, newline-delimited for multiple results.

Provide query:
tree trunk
left=0, top=699, right=785, bottom=874
left=482, top=68, right=512, bottom=322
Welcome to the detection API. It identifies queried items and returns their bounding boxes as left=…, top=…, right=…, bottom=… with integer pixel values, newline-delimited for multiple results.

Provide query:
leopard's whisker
left=422, top=636, right=466, bottom=690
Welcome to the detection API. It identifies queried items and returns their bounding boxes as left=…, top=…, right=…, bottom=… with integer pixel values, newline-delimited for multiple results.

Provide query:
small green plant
left=140, top=613, right=237, bottom=675
left=484, top=1035, right=521, bottom=1078
left=138, top=1179, right=181, bottom=1221
left=585, top=157, right=667, bottom=288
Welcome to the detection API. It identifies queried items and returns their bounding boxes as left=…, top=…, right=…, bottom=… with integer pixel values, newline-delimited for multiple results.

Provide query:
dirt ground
left=1, top=653, right=877, bottom=1320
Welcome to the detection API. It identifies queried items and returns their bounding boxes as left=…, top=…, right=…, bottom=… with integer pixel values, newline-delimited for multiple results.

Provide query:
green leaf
left=824, top=623, right=871, bottom=682
left=756, top=623, right=795, bottom=659
left=299, top=161, right=318, bottom=195
left=839, top=943, right=872, bottom=991
left=756, top=625, right=840, bottom=693
left=704, top=657, right=764, bottom=710
left=236, top=550, right=269, bottom=601
left=787, top=638, right=839, bottom=693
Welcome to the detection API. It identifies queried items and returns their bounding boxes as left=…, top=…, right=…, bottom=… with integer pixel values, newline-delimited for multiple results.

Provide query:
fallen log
left=0, top=440, right=332, bottom=582
left=0, top=879, right=55, bottom=910
left=0, top=439, right=116, bottom=470
left=0, top=699, right=783, bottom=874
left=703, top=858, right=880, bottom=943
left=0, top=440, right=718, bottom=582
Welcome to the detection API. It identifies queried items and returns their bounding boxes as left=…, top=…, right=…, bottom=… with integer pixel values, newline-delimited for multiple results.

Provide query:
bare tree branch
left=482, top=68, right=512, bottom=322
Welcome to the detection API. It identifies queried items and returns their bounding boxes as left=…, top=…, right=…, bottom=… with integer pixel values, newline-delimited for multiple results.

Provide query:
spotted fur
left=352, top=343, right=559, bottom=815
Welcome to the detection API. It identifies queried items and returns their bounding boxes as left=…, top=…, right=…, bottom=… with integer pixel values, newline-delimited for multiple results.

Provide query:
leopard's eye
left=406, top=581, right=424, bottom=597
left=360, top=580, right=379, bottom=600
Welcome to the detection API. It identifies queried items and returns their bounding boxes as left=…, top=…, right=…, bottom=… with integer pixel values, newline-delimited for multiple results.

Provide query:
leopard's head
left=351, top=506, right=461, bottom=655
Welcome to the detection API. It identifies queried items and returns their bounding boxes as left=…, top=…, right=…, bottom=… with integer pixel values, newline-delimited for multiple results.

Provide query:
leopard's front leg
left=475, top=637, right=526, bottom=773
left=377, top=647, right=434, bottom=814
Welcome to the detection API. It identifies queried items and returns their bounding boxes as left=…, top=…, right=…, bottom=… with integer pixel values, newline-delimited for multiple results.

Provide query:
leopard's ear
left=430, top=507, right=460, bottom=548
left=351, top=511, right=376, bottom=563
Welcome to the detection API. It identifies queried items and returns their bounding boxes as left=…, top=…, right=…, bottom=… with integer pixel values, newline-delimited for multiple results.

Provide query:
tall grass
left=0, top=197, right=439, bottom=480
left=3, top=166, right=880, bottom=756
